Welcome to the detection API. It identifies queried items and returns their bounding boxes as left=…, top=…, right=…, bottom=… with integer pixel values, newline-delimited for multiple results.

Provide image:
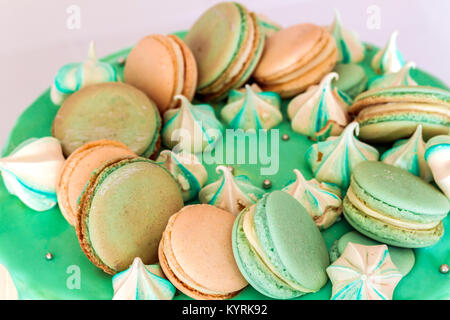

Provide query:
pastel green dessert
left=232, top=191, right=329, bottom=299
left=329, top=231, right=415, bottom=276
left=350, top=86, right=450, bottom=143
left=52, top=82, right=161, bottom=157
left=344, top=161, right=449, bottom=248
left=1, top=30, right=450, bottom=300
left=77, top=157, right=184, bottom=275
left=333, top=63, right=368, bottom=98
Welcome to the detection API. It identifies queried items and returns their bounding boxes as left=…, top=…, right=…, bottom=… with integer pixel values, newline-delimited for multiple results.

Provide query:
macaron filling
left=242, top=205, right=313, bottom=293
left=346, top=187, right=441, bottom=231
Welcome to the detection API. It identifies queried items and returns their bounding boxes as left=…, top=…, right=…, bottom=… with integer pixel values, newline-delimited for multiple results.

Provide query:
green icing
left=1, top=32, right=450, bottom=300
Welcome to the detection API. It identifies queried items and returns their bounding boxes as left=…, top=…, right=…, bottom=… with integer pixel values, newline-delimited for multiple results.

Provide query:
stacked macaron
left=253, top=23, right=337, bottom=98
left=184, top=2, right=264, bottom=101
left=124, top=34, right=198, bottom=113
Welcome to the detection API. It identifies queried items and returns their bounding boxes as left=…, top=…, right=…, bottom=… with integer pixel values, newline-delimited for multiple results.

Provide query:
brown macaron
left=159, top=204, right=248, bottom=300
left=57, top=140, right=136, bottom=226
left=253, top=23, right=337, bottom=98
left=124, top=34, right=198, bottom=113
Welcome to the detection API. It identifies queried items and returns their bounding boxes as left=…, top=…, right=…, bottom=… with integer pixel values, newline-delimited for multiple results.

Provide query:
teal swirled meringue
left=112, top=257, right=175, bottom=300
left=326, top=243, right=403, bottom=300
left=0, top=137, right=65, bottom=211
left=156, top=150, right=208, bottom=202
left=220, top=84, right=282, bottom=131
left=305, top=122, right=379, bottom=189
left=327, top=10, right=365, bottom=63
left=282, top=169, right=342, bottom=229
left=50, top=41, right=118, bottom=106
left=371, top=31, right=405, bottom=74
left=199, top=165, right=266, bottom=216
left=369, top=61, right=417, bottom=89
left=381, top=125, right=432, bottom=181
left=162, top=95, right=223, bottom=154
left=425, top=135, right=450, bottom=198
left=287, top=72, right=352, bottom=141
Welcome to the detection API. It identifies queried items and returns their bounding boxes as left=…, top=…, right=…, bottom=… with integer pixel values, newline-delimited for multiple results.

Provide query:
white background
left=1, top=0, right=449, bottom=147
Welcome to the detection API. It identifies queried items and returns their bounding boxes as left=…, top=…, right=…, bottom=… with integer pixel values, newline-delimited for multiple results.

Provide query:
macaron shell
left=255, top=191, right=329, bottom=292
left=343, top=196, right=444, bottom=248
left=57, top=140, right=135, bottom=226
left=77, top=157, right=183, bottom=274
left=333, top=63, right=368, bottom=98
left=52, top=82, right=160, bottom=157
left=254, top=24, right=325, bottom=81
left=351, top=161, right=449, bottom=221
left=159, top=205, right=247, bottom=300
left=124, top=35, right=180, bottom=113
left=232, top=208, right=304, bottom=299
left=185, top=2, right=244, bottom=90
left=260, top=48, right=337, bottom=98
left=169, top=35, right=198, bottom=103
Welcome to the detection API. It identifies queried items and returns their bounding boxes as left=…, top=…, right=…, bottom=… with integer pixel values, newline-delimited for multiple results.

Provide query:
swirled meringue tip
left=369, top=61, right=418, bottom=89
left=425, top=135, right=450, bottom=198
left=305, top=122, right=379, bottom=189
left=381, top=125, right=432, bottom=181
left=327, top=9, right=365, bottom=63
left=326, top=243, right=403, bottom=300
left=198, top=165, right=266, bottom=216
left=371, top=30, right=405, bottom=74
left=282, top=169, right=343, bottom=229
left=156, top=150, right=208, bottom=202
left=112, top=257, right=176, bottom=300
left=221, top=84, right=282, bottom=131
left=50, top=40, right=118, bottom=106
left=162, top=95, right=224, bottom=154
left=0, top=137, right=65, bottom=211
left=287, top=72, right=352, bottom=141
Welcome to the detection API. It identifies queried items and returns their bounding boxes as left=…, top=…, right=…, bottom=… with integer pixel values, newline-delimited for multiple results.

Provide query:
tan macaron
left=57, top=140, right=135, bottom=226
left=159, top=204, right=248, bottom=300
left=124, top=34, right=197, bottom=113
left=253, top=23, right=337, bottom=98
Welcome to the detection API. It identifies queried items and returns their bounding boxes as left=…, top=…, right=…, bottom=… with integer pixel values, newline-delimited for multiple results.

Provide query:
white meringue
left=371, top=31, right=405, bottom=74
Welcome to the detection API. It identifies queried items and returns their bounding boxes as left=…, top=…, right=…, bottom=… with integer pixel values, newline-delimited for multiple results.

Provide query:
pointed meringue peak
left=371, top=30, right=405, bottom=74
left=112, top=257, right=176, bottom=300
left=220, top=84, right=282, bottom=131
left=381, top=125, right=432, bottom=181
left=156, top=150, right=208, bottom=202
left=287, top=72, right=352, bottom=141
left=0, top=137, right=65, bottom=211
left=369, top=61, right=417, bottom=89
left=282, top=169, right=343, bottom=229
left=327, top=243, right=403, bottom=300
left=87, top=40, right=97, bottom=62
left=424, top=135, right=450, bottom=198
left=162, top=95, right=223, bottom=154
left=199, top=165, right=265, bottom=216
left=328, top=9, right=365, bottom=63
left=50, top=41, right=118, bottom=106
left=305, top=122, right=379, bottom=189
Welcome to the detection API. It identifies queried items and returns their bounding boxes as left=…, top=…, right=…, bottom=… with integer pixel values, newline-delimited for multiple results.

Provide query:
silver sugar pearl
left=281, top=134, right=290, bottom=141
left=117, top=56, right=126, bottom=65
left=227, top=166, right=234, bottom=174
left=45, top=252, right=53, bottom=260
left=262, top=179, right=272, bottom=189
left=439, top=264, right=449, bottom=274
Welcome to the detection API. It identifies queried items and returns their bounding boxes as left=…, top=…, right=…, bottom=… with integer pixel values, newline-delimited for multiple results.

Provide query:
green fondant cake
left=0, top=31, right=449, bottom=300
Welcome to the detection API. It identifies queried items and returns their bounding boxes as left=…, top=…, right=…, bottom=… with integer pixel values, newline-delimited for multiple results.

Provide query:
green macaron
left=76, top=157, right=184, bottom=275
left=329, top=231, right=415, bottom=276
left=333, top=63, right=368, bottom=99
left=232, top=190, right=329, bottom=299
left=343, top=161, right=450, bottom=248
left=349, top=86, right=450, bottom=143
left=52, top=82, right=161, bottom=157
